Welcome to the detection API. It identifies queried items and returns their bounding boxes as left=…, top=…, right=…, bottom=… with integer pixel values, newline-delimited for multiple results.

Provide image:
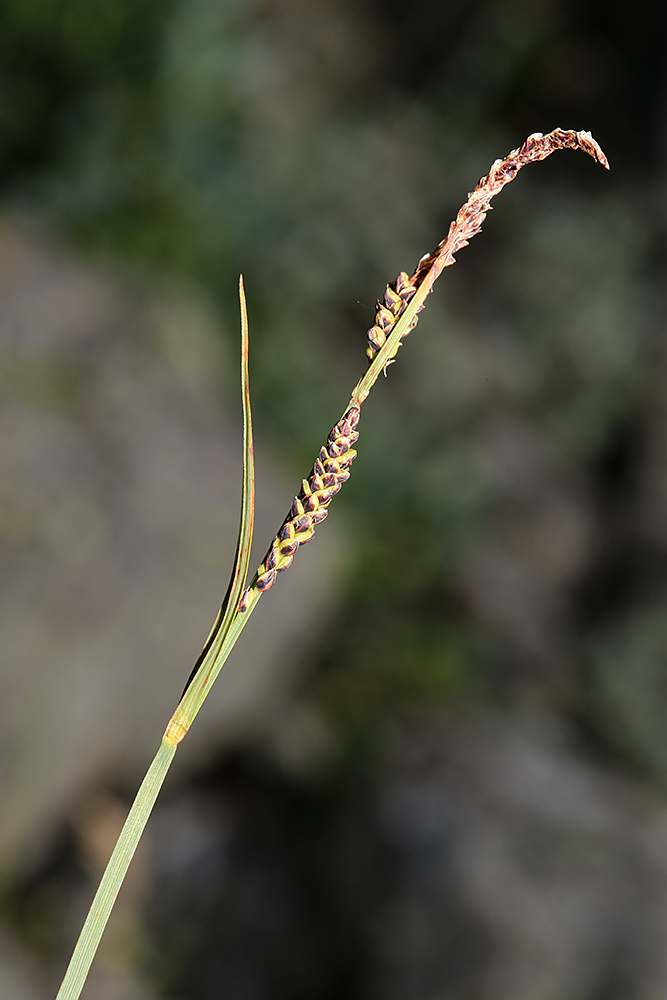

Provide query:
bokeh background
left=2, top=1, right=667, bottom=997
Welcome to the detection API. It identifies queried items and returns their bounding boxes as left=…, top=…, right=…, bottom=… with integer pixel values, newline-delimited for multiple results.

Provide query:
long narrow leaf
left=56, top=281, right=258, bottom=999
left=178, top=276, right=255, bottom=712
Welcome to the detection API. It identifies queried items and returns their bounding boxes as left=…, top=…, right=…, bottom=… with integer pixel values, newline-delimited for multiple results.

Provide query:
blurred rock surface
left=139, top=712, right=667, bottom=1000
left=0, top=215, right=346, bottom=871
left=375, top=713, right=667, bottom=1000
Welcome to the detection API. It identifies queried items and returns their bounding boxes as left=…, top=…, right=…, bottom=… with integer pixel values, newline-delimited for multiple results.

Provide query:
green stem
left=176, top=583, right=261, bottom=728
left=55, top=740, right=177, bottom=1000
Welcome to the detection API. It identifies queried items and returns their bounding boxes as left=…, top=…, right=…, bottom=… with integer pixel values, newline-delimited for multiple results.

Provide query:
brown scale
left=366, top=271, right=417, bottom=362
left=238, top=406, right=360, bottom=610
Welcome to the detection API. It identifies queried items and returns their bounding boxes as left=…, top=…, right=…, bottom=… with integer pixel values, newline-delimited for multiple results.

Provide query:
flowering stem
left=54, top=128, right=608, bottom=999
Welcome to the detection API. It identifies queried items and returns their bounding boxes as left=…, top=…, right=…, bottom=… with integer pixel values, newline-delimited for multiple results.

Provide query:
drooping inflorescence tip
left=364, top=128, right=609, bottom=366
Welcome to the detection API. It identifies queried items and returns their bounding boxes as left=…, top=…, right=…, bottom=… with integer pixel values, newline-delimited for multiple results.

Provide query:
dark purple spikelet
left=238, top=406, right=360, bottom=610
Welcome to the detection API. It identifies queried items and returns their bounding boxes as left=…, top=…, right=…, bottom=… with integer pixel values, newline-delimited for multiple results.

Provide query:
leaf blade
left=179, top=276, right=255, bottom=707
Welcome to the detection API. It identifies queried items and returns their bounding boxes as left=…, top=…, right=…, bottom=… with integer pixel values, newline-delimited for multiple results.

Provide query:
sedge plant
left=55, top=128, right=609, bottom=999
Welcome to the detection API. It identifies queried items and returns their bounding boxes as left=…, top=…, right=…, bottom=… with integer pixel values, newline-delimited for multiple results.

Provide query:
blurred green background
left=2, top=1, right=667, bottom=998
